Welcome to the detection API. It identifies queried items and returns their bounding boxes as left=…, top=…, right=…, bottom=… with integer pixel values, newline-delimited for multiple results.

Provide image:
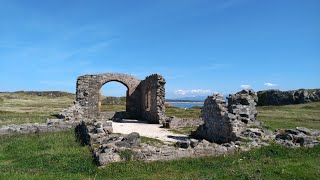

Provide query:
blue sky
left=0, top=0, right=319, bottom=98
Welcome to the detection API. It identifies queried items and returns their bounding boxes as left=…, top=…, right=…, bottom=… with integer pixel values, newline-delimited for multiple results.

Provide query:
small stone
left=190, top=139, right=199, bottom=148
left=96, top=128, right=105, bottom=134
left=98, top=153, right=121, bottom=166
left=115, top=141, right=130, bottom=148
left=122, top=132, right=141, bottom=147
left=105, top=143, right=117, bottom=149
left=295, top=137, right=305, bottom=147
left=103, top=121, right=112, bottom=127
left=235, top=141, right=241, bottom=145
left=176, top=140, right=190, bottom=149
left=103, top=127, right=113, bottom=134
left=285, top=129, right=300, bottom=135
left=296, top=127, right=312, bottom=135
left=311, top=130, right=320, bottom=136
left=222, top=143, right=232, bottom=147
left=95, top=122, right=103, bottom=128
left=275, top=133, right=293, bottom=140
left=250, top=141, right=258, bottom=147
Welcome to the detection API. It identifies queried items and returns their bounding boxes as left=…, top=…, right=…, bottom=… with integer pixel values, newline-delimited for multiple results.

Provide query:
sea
left=166, top=102, right=204, bottom=108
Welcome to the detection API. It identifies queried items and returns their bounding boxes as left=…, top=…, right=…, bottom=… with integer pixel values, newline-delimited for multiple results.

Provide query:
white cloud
left=174, top=89, right=212, bottom=96
left=240, top=85, right=252, bottom=89
left=264, top=82, right=278, bottom=87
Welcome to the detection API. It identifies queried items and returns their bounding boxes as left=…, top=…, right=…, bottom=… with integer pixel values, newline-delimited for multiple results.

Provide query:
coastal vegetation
left=0, top=130, right=319, bottom=179
left=0, top=91, right=319, bottom=179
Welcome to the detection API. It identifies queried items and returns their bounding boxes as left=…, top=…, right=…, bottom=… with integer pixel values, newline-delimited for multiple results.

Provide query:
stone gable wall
left=193, top=90, right=258, bottom=143
left=140, top=74, right=166, bottom=123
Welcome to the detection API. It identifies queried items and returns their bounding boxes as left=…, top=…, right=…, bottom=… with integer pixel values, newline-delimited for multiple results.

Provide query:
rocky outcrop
left=275, top=127, right=320, bottom=148
left=257, top=89, right=320, bottom=106
left=193, top=90, right=258, bottom=143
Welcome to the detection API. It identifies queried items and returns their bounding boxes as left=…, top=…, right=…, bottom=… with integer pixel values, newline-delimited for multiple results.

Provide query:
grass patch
left=0, top=130, right=319, bottom=179
left=0, top=92, right=74, bottom=125
left=119, top=149, right=135, bottom=161
left=165, top=106, right=201, bottom=119
left=141, top=136, right=164, bottom=145
left=169, top=126, right=196, bottom=135
left=257, top=102, right=320, bottom=130
left=100, top=104, right=126, bottom=112
left=0, top=130, right=97, bottom=179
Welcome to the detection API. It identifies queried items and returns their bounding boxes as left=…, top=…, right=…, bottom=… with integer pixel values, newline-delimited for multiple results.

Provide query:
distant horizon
left=2, top=87, right=319, bottom=100
left=1, top=1, right=319, bottom=99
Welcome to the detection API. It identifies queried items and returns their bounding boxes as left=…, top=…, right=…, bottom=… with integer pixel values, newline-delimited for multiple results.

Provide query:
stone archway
left=76, top=73, right=166, bottom=124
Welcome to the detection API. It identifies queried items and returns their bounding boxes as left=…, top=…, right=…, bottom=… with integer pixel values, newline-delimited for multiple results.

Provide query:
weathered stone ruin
left=193, top=89, right=258, bottom=143
left=73, top=89, right=263, bottom=166
left=228, top=89, right=258, bottom=124
left=1, top=73, right=319, bottom=167
left=62, top=73, right=166, bottom=124
left=75, top=118, right=237, bottom=166
left=2, top=72, right=317, bottom=167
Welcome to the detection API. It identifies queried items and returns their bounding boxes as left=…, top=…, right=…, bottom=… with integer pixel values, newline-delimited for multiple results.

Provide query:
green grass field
left=0, top=130, right=319, bottom=179
left=100, top=104, right=126, bottom=112
left=165, top=105, right=201, bottom=119
left=257, top=102, right=320, bottom=130
left=0, top=92, right=74, bottom=125
left=0, top=92, right=320, bottom=179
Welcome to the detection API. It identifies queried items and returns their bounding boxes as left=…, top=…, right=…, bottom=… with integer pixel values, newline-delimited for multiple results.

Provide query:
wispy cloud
left=264, top=82, right=278, bottom=87
left=174, top=89, right=213, bottom=96
left=240, top=84, right=252, bottom=89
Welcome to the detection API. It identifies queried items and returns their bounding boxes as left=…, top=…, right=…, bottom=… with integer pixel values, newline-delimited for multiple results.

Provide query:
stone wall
left=257, top=89, right=320, bottom=106
left=228, top=89, right=258, bottom=124
left=76, top=73, right=141, bottom=120
left=76, top=120, right=236, bottom=166
left=0, top=119, right=76, bottom=135
left=73, top=73, right=166, bottom=124
left=193, top=90, right=258, bottom=143
left=139, top=74, right=166, bottom=124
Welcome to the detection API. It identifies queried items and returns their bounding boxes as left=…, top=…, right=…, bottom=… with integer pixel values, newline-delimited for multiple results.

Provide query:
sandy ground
left=112, top=119, right=188, bottom=143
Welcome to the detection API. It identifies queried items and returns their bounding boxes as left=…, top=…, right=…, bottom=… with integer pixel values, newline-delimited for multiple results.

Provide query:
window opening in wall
left=145, top=88, right=151, bottom=111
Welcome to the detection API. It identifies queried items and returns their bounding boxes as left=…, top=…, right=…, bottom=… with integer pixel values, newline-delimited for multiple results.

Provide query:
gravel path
left=112, top=119, right=188, bottom=143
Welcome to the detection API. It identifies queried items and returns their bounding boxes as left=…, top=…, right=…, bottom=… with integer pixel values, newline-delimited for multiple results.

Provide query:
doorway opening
left=99, top=81, right=127, bottom=113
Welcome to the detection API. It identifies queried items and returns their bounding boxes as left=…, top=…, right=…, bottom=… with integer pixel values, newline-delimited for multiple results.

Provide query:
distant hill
left=0, top=91, right=75, bottom=98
